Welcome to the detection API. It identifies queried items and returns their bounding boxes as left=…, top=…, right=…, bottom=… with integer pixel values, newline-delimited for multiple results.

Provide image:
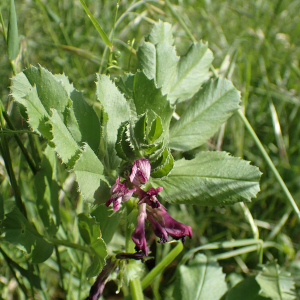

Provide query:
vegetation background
left=0, top=0, right=300, bottom=299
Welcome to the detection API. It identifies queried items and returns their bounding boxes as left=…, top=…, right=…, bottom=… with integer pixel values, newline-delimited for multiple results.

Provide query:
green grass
left=1, top=0, right=300, bottom=299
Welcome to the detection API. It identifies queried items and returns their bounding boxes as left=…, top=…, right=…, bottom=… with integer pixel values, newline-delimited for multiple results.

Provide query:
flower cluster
left=106, top=158, right=192, bottom=256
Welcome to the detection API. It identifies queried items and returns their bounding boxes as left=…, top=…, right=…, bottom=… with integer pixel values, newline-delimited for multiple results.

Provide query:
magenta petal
left=147, top=213, right=169, bottom=243
left=106, top=177, right=136, bottom=211
left=149, top=206, right=192, bottom=243
left=132, top=203, right=149, bottom=256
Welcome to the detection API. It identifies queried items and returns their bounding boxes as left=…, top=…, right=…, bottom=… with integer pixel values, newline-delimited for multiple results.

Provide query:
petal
left=130, top=159, right=151, bottom=186
left=152, top=207, right=192, bottom=242
left=131, top=203, right=149, bottom=256
left=112, top=198, right=122, bottom=211
left=147, top=213, right=169, bottom=243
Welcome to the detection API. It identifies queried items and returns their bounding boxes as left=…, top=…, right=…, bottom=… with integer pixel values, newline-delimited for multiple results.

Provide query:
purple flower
left=105, top=177, right=136, bottom=211
left=136, top=186, right=163, bottom=208
left=131, top=203, right=149, bottom=256
left=147, top=206, right=192, bottom=243
left=129, top=158, right=151, bottom=186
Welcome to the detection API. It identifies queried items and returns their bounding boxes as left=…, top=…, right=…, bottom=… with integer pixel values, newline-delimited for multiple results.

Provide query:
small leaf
left=168, top=41, right=214, bottom=103
left=169, top=78, right=240, bottom=151
left=256, top=261, right=296, bottom=300
left=151, top=151, right=261, bottom=206
left=73, top=144, right=108, bottom=203
left=151, top=150, right=174, bottom=178
left=7, top=0, right=19, bottom=60
left=173, top=254, right=227, bottom=300
left=147, top=113, right=163, bottom=143
left=78, top=213, right=101, bottom=245
left=3, top=207, right=53, bottom=263
left=91, top=204, right=122, bottom=244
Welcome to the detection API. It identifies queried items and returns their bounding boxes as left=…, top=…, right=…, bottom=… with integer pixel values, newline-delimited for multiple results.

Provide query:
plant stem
left=2, top=110, right=38, bottom=175
left=0, top=104, right=27, bottom=217
left=130, top=277, right=144, bottom=300
left=55, top=245, right=66, bottom=298
left=141, top=241, right=183, bottom=290
left=237, top=109, right=300, bottom=222
left=47, top=237, right=93, bottom=254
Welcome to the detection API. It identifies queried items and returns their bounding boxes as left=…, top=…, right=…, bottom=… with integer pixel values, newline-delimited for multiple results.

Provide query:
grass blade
left=7, top=0, right=19, bottom=60
left=78, top=0, right=113, bottom=51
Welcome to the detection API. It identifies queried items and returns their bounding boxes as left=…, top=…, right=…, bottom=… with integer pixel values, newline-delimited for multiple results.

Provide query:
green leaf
left=226, top=276, right=271, bottom=300
left=169, top=78, right=241, bottom=151
left=23, top=66, right=69, bottom=117
left=133, top=71, right=174, bottom=132
left=0, top=194, right=4, bottom=221
left=96, top=74, right=132, bottom=170
left=48, top=109, right=81, bottom=167
left=151, top=151, right=261, bottom=206
left=2, top=207, right=54, bottom=263
left=91, top=204, right=122, bottom=244
left=73, top=144, right=109, bottom=203
left=173, top=254, right=227, bottom=300
left=78, top=213, right=101, bottom=245
left=34, top=145, right=60, bottom=235
left=151, top=150, right=174, bottom=178
left=86, top=239, right=107, bottom=277
left=56, top=74, right=101, bottom=153
left=11, top=75, right=52, bottom=139
left=146, top=20, right=174, bottom=45
left=168, top=41, right=214, bottom=103
left=137, top=41, right=179, bottom=96
left=256, top=261, right=296, bottom=300
left=7, top=0, right=19, bottom=60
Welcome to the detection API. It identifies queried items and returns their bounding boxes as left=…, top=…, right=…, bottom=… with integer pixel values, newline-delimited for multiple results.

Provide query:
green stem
left=47, top=237, right=93, bottom=254
left=130, top=277, right=144, bottom=300
left=237, top=109, right=300, bottom=222
left=2, top=110, right=38, bottom=175
left=0, top=105, right=27, bottom=217
left=55, top=245, right=66, bottom=297
left=211, top=241, right=282, bottom=261
left=141, top=241, right=183, bottom=290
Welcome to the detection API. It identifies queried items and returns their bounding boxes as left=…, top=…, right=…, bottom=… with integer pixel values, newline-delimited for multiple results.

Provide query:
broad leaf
left=226, top=276, right=271, bottom=300
left=168, top=41, right=214, bottom=103
left=256, top=261, right=296, bottom=300
left=91, top=204, right=122, bottom=244
left=96, top=74, right=131, bottom=170
left=2, top=207, right=54, bottom=263
left=173, top=254, right=227, bottom=300
left=78, top=213, right=101, bottom=245
left=169, top=78, right=241, bottom=151
left=151, top=151, right=261, bottom=206
left=73, top=144, right=109, bottom=203
left=34, top=145, right=60, bottom=235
